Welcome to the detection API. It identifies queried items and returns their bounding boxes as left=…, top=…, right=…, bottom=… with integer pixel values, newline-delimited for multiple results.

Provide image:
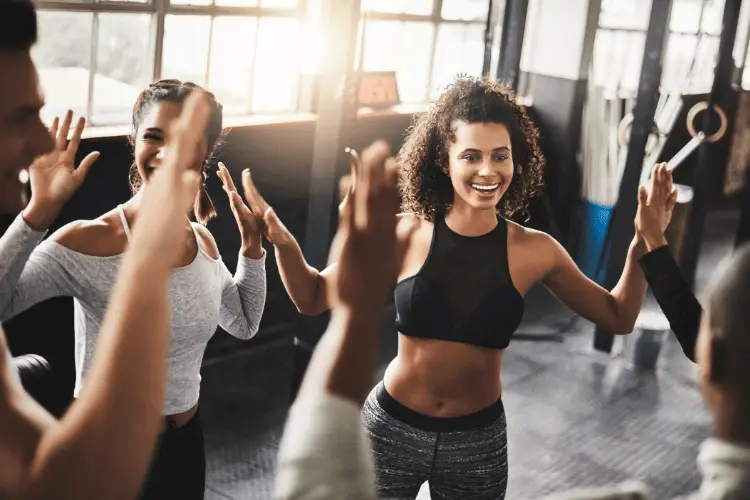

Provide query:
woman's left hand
left=217, top=162, right=264, bottom=259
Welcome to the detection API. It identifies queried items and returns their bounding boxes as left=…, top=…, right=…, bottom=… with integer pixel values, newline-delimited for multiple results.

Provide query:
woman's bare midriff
left=382, top=335, right=504, bottom=418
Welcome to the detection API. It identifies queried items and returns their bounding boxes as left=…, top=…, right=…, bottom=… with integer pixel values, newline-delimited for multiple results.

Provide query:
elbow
left=295, top=301, right=323, bottom=317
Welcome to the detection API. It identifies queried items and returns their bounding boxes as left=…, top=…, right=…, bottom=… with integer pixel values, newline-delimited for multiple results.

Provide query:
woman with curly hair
left=1, top=79, right=268, bottom=500
left=243, top=75, right=676, bottom=499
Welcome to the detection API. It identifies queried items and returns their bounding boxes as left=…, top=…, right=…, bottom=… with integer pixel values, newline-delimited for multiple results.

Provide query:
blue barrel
left=577, top=199, right=613, bottom=284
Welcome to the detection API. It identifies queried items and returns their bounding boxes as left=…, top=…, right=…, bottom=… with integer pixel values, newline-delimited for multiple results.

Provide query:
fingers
left=345, top=147, right=360, bottom=192
left=49, top=116, right=59, bottom=139
left=241, top=168, right=270, bottom=216
left=165, top=91, right=212, bottom=177
left=351, top=140, right=393, bottom=230
left=75, top=151, right=101, bottom=182
left=217, top=162, right=239, bottom=194
left=56, top=110, right=73, bottom=151
left=67, top=117, right=86, bottom=154
left=638, top=185, right=648, bottom=206
left=667, top=187, right=679, bottom=211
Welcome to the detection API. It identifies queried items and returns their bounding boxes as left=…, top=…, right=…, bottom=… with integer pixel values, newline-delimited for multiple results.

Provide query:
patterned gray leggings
left=362, top=382, right=508, bottom=500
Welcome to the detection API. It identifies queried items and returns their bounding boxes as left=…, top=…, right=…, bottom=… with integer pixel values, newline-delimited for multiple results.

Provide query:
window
left=33, top=0, right=303, bottom=126
left=32, top=0, right=493, bottom=126
left=358, top=0, right=496, bottom=103
left=591, top=0, right=727, bottom=96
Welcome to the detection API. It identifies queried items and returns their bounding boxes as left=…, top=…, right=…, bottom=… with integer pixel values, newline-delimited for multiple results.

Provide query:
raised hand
left=23, top=111, right=100, bottom=229
left=217, top=162, right=263, bottom=259
left=338, top=147, right=360, bottom=212
left=240, top=167, right=295, bottom=247
left=327, top=140, right=400, bottom=314
left=635, top=163, right=679, bottom=252
left=132, top=91, right=210, bottom=265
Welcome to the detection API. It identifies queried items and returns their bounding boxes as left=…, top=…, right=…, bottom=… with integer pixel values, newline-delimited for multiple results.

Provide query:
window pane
left=430, top=23, right=485, bottom=99
left=670, top=0, right=702, bottom=33
left=662, top=33, right=699, bottom=91
left=591, top=29, right=646, bottom=95
left=92, top=13, right=154, bottom=125
left=208, top=17, right=257, bottom=114
left=362, top=0, right=432, bottom=15
left=252, top=17, right=301, bottom=112
left=162, top=15, right=211, bottom=85
left=598, top=0, right=652, bottom=30
left=701, top=0, right=725, bottom=35
left=362, top=20, right=433, bottom=103
left=441, top=0, right=490, bottom=21
left=216, top=0, right=259, bottom=5
left=32, top=11, right=93, bottom=123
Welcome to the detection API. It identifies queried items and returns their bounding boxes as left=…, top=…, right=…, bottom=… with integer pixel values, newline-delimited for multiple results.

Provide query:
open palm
left=29, top=111, right=99, bottom=207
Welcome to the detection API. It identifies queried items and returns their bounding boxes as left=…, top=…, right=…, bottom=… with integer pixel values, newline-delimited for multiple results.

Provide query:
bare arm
left=0, top=93, right=212, bottom=500
left=0, top=251, right=173, bottom=500
left=542, top=233, right=648, bottom=334
left=275, top=141, right=397, bottom=500
left=274, top=240, right=335, bottom=316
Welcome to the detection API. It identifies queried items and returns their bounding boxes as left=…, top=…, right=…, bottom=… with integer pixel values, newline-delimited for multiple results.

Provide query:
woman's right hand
left=635, top=163, right=678, bottom=252
left=240, top=168, right=295, bottom=247
left=131, top=91, right=210, bottom=265
left=23, top=111, right=100, bottom=230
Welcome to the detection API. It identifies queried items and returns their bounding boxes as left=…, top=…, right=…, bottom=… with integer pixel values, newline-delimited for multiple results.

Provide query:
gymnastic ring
left=617, top=113, right=661, bottom=153
left=686, top=101, right=727, bottom=143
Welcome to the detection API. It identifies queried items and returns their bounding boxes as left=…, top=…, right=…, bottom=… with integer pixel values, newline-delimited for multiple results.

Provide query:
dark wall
left=2, top=112, right=413, bottom=405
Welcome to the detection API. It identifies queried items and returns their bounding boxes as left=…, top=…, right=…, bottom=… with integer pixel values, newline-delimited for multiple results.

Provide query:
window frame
left=359, top=0, right=491, bottom=103
left=34, top=0, right=306, bottom=124
left=593, top=0, right=725, bottom=96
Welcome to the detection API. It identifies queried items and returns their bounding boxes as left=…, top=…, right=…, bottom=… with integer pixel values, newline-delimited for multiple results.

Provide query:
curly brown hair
left=128, top=79, right=226, bottom=225
left=398, top=75, right=545, bottom=222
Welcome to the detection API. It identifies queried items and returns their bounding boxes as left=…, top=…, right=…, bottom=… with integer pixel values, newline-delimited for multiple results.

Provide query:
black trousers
left=139, top=410, right=206, bottom=500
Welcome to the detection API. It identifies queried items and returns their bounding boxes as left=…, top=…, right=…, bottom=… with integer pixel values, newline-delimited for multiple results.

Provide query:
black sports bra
left=393, top=214, right=524, bottom=350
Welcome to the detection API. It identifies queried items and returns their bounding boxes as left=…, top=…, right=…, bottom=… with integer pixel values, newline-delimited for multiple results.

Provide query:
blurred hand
left=338, top=147, right=360, bottom=213
left=217, top=162, right=263, bottom=259
left=635, top=163, right=679, bottom=252
left=327, top=140, right=400, bottom=315
left=23, top=111, right=100, bottom=229
left=130, top=91, right=210, bottom=266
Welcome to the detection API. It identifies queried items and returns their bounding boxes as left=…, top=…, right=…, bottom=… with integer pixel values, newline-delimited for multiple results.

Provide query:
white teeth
left=471, top=183, right=499, bottom=191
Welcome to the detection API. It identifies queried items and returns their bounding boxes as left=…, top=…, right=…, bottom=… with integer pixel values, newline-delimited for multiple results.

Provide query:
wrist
left=642, top=233, right=668, bottom=253
left=241, top=243, right=264, bottom=259
left=22, top=199, right=63, bottom=231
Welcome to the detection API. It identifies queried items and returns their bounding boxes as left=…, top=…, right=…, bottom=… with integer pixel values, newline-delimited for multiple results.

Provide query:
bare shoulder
left=506, top=220, right=559, bottom=249
left=396, top=212, right=431, bottom=242
left=191, top=223, right=220, bottom=259
left=49, top=216, right=123, bottom=256
left=506, top=220, right=568, bottom=279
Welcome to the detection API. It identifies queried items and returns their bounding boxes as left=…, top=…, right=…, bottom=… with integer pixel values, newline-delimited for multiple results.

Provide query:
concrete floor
left=198, top=209, right=738, bottom=499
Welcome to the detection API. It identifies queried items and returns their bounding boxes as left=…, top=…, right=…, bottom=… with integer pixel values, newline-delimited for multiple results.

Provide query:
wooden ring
left=686, top=101, right=727, bottom=143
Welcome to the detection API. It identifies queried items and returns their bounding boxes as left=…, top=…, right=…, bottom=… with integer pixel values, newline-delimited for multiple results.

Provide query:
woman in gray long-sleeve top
left=1, top=80, right=267, bottom=500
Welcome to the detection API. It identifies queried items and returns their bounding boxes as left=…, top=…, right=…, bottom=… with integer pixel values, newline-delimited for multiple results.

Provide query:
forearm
left=221, top=252, right=267, bottom=339
left=274, top=241, right=328, bottom=315
left=299, top=307, right=383, bottom=406
left=639, top=243, right=701, bottom=362
left=27, top=256, right=171, bottom=500
left=0, top=213, right=46, bottom=314
left=608, top=237, right=648, bottom=334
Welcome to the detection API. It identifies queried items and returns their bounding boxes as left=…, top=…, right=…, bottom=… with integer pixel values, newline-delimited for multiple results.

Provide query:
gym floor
left=198, top=210, right=737, bottom=500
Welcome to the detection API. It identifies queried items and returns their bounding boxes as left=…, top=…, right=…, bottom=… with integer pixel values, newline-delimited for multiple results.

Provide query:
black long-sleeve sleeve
left=638, top=245, right=703, bottom=362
